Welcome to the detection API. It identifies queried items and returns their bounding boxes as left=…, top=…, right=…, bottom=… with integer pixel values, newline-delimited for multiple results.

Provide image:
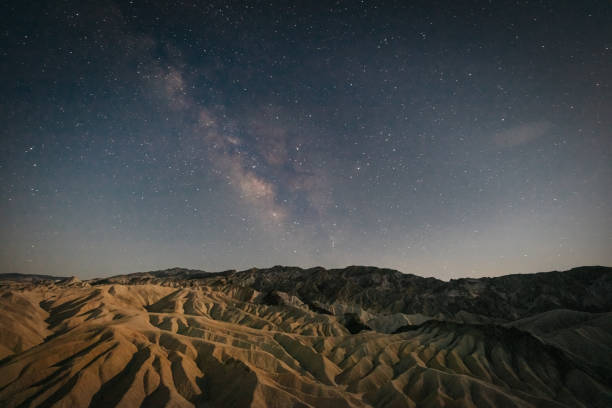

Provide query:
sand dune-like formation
left=1, top=266, right=611, bottom=407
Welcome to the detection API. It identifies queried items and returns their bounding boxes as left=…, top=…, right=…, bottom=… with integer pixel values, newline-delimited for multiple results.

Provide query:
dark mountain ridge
left=0, top=273, right=69, bottom=282
left=87, top=265, right=612, bottom=321
left=9, top=265, right=607, bottom=323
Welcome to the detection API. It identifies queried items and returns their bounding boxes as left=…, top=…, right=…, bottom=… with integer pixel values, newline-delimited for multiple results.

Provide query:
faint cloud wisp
left=494, top=121, right=552, bottom=148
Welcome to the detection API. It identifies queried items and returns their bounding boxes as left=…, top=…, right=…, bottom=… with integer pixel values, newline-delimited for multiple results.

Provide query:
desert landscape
left=0, top=266, right=611, bottom=407
left=3, top=0, right=611, bottom=406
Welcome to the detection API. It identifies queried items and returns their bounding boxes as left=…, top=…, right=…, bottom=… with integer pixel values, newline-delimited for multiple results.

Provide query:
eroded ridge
left=1, top=267, right=611, bottom=407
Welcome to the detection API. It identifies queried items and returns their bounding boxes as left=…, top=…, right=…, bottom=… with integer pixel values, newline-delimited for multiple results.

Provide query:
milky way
left=1, top=1, right=611, bottom=279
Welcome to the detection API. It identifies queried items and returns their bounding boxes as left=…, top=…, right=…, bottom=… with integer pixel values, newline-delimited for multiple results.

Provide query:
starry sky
left=1, top=1, right=611, bottom=280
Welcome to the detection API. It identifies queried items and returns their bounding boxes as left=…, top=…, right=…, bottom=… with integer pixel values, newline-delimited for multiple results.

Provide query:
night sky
left=1, top=1, right=611, bottom=280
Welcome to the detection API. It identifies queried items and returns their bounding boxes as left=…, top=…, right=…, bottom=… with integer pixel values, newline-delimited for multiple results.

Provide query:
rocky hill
left=0, top=266, right=610, bottom=407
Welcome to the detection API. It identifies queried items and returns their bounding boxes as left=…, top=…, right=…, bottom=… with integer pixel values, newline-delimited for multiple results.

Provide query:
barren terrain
left=1, top=266, right=611, bottom=407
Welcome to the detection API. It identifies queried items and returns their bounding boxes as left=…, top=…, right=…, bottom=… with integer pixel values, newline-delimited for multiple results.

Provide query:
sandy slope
left=0, top=281, right=611, bottom=408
